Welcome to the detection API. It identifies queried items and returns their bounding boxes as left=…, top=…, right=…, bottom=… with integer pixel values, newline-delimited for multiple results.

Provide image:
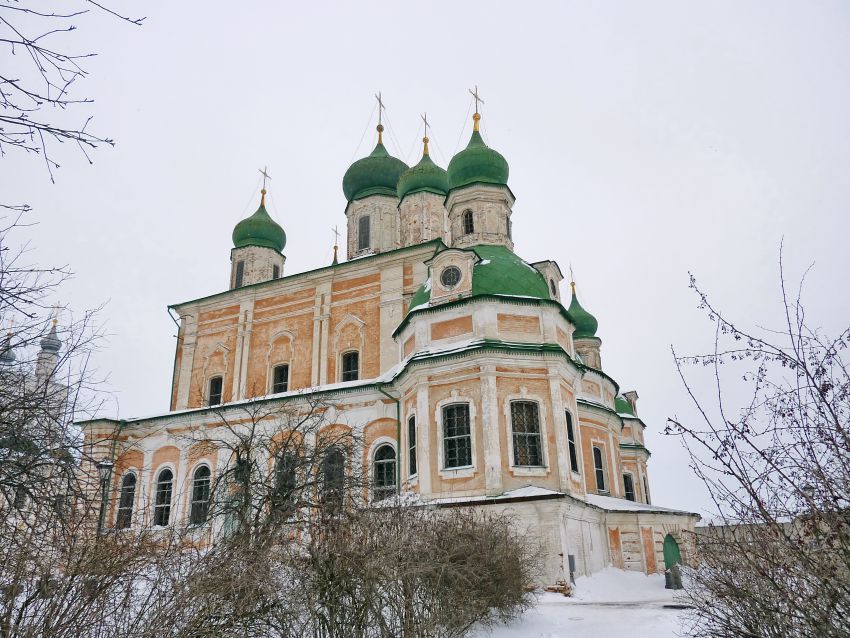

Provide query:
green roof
left=407, top=244, right=550, bottom=313
left=232, top=198, right=286, bottom=252
left=397, top=149, right=448, bottom=200
left=615, top=395, right=635, bottom=416
left=447, top=126, right=509, bottom=191
left=343, top=140, right=409, bottom=202
left=567, top=284, right=598, bottom=338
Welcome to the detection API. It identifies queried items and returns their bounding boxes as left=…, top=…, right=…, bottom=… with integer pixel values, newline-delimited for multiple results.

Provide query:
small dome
left=343, top=128, right=409, bottom=202
left=615, top=395, right=635, bottom=417
left=568, top=282, right=599, bottom=339
left=397, top=138, right=448, bottom=200
left=447, top=114, right=509, bottom=191
left=40, top=320, right=61, bottom=354
left=232, top=192, right=286, bottom=253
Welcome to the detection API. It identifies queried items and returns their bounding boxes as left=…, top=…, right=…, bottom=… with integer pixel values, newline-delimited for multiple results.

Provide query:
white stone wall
left=445, top=184, right=514, bottom=250
left=398, top=192, right=449, bottom=247
left=345, top=195, right=399, bottom=259
left=230, top=246, right=285, bottom=289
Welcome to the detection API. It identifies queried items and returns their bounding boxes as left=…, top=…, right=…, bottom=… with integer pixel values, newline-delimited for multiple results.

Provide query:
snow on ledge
left=585, top=493, right=697, bottom=516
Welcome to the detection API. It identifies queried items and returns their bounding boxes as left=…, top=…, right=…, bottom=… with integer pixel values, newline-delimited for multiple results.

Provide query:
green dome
left=447, top=117, right=509, bottom=191
left=407, top=245, right=549, bottom=313
left=397, top=143, right=448, bottom=200
left=232, top=194, right=286, bottom=253
left=568, top=283, right=599, bottom=339
left=615, top=395, right=635, bottom=416
left=343, top=135, right=409, bottom=202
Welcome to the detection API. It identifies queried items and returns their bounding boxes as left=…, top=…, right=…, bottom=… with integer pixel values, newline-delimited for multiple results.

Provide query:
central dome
left=447, top=114, right=509, bottom=191
left=342, top=128, right=409, bottom=202
left=397, top=138, right=448, bottom=200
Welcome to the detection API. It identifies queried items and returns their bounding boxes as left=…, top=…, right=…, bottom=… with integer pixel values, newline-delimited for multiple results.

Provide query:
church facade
left=81, top=109, right=698, bottom=586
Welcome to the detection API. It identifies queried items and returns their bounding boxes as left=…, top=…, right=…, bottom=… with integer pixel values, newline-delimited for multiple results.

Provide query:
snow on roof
left=585, top=493, right=697, bottom=516
left=428, top=485, right=564, bottom=505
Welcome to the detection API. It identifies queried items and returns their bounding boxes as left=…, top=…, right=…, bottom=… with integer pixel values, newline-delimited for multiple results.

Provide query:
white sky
left=3, top=1, right=849, bottom=516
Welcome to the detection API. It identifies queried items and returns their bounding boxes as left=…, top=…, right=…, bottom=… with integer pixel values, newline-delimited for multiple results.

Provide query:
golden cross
left=259, top=166, right=272, bottom=190
left=375, top=92, right=385, bottom=127
left=421, top=112, right=430, bottom=138
left=469, top=85, right=485, bottom=113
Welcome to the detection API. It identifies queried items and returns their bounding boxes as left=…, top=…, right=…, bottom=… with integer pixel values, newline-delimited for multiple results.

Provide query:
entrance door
left=663, top=534, right=681, bottom=570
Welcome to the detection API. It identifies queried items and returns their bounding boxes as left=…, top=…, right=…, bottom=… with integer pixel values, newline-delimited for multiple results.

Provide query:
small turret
left=36, top=319, right=62, bottom=381
left=230, top=179, right=286, bottom=289
left=398, top=131, right=449, bottom=247
left=568, top=281, right=602, bottom=369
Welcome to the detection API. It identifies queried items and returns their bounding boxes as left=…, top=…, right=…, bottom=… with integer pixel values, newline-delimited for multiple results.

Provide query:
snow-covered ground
left=472, top=568, right=687, bottom=638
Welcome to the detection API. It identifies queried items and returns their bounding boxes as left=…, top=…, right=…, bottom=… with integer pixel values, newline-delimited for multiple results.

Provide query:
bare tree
left=666, top=254, right=850, bottom=638
left=0, top=1, right=144, bottom=182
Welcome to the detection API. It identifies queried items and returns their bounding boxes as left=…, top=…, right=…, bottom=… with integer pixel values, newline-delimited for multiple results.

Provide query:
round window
left=440, top=266, right=462, bottom=289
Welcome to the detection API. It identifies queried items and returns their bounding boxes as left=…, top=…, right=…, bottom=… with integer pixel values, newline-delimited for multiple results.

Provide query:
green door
left=663, top=534, right=681, bottom=570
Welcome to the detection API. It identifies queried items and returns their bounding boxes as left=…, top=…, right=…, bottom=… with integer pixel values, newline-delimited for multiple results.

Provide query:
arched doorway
left=663, top=534, right=682, bottom=570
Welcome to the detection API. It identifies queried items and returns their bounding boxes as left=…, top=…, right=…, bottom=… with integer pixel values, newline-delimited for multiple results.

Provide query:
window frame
left=188, top=465, right=211, bottom=526
left=152, top=467, right=174, bottom=527
left=372, top=443, right=397, bottom=502
left=272, top=264, right=280, bottom=279
left=623, top=472, right=636, bottom=502
left=592, top=445, right=608, bottom=494
left=509, top=400, right=545, bottom=468
left=407, top=414, right=417, bottom=478
left=235, top=260, right=245, bottom=288
left=271, top=363, right=290, bottom=394
left=272, top=452, right=298, bottom=516
left=441, top=402, right=473, bottom=471
left=340, top=350, right=359, bottom=382
left=321, top=446, right=345, bottom=507
left=357, top=215, right=371, bottom=251
left=208, top=375, right=223, bottom=406
left=565, top=411, right=580, bottom=474
left=462, top=209, right=474, bottom=235
left=115, top=471, right=137, bottom=529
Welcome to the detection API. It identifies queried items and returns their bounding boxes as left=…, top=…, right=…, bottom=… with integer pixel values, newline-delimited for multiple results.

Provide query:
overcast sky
left=3, top=1, right=849, bottom=515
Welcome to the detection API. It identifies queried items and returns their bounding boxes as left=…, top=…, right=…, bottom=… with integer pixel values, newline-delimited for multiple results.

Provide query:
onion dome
left=40, top=319, right=61, bottom=354
left=232, top=189, right=286, bottom=253
left=568, top=282, right=599, bottom=339
left=447, top=113, right=509, bottom=191
left=343, top=125, right=409, bottom=202
left=397, top=136, right=448, bottom=200
left=0, top=332, right=15, bottom=365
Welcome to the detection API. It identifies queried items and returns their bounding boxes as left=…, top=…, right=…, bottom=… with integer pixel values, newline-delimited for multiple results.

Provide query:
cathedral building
left=81, top=106, right=698, bottom=585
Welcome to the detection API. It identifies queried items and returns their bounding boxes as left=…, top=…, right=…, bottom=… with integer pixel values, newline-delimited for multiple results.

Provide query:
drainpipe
left=376, top=384, right=401, bottom=493
left=97, top=418, right=127, bottom=536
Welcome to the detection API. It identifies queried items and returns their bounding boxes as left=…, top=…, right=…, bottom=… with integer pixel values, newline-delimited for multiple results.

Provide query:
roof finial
left=332, top=225, right=340, bottom=265
left=569, top=264, right=577, bottom=294
left=469, top=85, right=485, bottom=132
left=259, top=166, right=272, bottom=206
left=421, top=112, right=430, bottom=156
left=375, top=91, right=386, bottom=144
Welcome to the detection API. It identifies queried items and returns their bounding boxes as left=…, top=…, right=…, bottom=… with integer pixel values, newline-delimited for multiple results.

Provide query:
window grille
left=208, top=376, right=223, bottom=406
left=272, top=364, right=289, bottom=393
left=462, top=210, right=474, bottom=235
left=153, top=469, right=173, bottom=527
left=592, top=446, right=607, bottom=493
left=443, top=403, right=472, bottom=468
left=372, top=444, right=397, bottom=501
left=341, top=351, right=359, bottom=382
left=511, top=401, right=543, bottom=466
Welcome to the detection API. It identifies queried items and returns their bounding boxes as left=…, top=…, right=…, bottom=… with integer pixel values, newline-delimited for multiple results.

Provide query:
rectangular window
left=208, top=376, right=223, bottom=406
left=272, top=364, right=289, bottom=393
left=462, top=210, right=475, bottom=235
left=592, top=445, right=607, bottom=493
left=341, top=351, right=359, bottom=382
left=272, top=264, right=280, bottom=279
left=235, top=260, right=245, bottom=288
left=358, top=215, right=370, bottom=251
left=408, top=415, right=417, bottom=476
left=443, top=403, right=472, bottom=468
left=510, top=401, right=543, bottom=467
left=565, top=411, right=579, bottom=473
left=623, top=473, right=635, bottom=501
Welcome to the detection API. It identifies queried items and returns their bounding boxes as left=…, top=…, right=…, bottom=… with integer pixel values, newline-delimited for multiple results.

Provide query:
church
left=81, top=99, right=698, bottom=586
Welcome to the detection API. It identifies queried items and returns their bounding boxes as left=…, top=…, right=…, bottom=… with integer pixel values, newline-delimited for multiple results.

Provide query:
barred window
left=565, top=411, right=579, bottom=473
left=442, top=403, right=472, bottom=468
left=358, top=215, right=371, bottom=251
left=153, top=469, right=173, bottom=527
left=341, top=351, right=359, bottom=382
left=408, top=415, right=417, bottom=476
left=510, top=401, right=543, bottom=467
left=272, top=364, right=289, bottom=393
left=208, top=376, right=223, bottom=406
left=623, top=473, right=636, bottom=502
left=593, top=446, right=607, bottom=493
left=188, top=466, right=211, bottom=525
left=321, top=447, right=345, bottom=506
left=115, top=473, right=136, bottom=529
left=462, top=209, right=474, bottom=235
left=372, top=444, right=397, bottom=501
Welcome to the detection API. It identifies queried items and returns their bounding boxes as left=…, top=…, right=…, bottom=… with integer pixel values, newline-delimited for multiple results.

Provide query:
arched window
left=341, top=351, right=359, bottom=382
left=189, top=466, right=211, bottom=525
left=442, top=403, right=472, bottom=468
left=235, top=260, right=245, bottom=288
left=272, top=453, right=297, bottom=515
left=592, top=446, right=607, bottom=494
left=372, top=444, right=397, bottom=501
left=510, top=401, right=543, bottom=467
left=408, top=415, right=417, bottom=477
left=321, top=447, right=345, bottom=506
left=153, top=468, right=173, bottom=527
left=272, top=364, right=289, bottom=393
left=115, top=473, right=136, bottom=529
left=623, top=473, right=636, bottom=502
left=358, top=215, right=371, bottom=251
left=462, top=210, right=474, bottom=235
left=565, top=411, right=579, bottom=474
left=272, top=264, right=280, bottom=279
left=208, top=376, right=223, bottom=406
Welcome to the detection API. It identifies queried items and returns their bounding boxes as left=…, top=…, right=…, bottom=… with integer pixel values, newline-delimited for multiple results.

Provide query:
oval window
left=440, top=266, right=462, bottom=289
